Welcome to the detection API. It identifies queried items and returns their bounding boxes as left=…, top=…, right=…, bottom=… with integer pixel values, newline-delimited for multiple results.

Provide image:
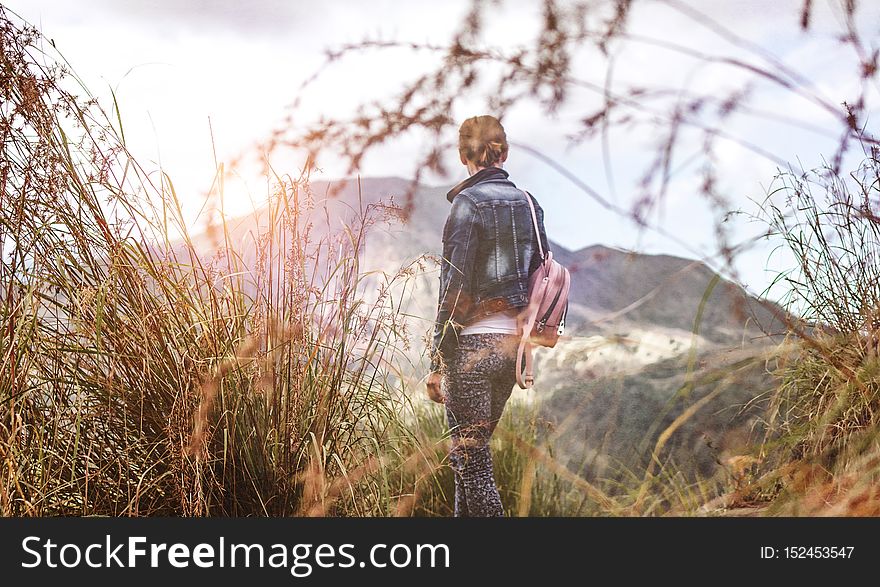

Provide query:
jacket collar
left=446, top=166, right=510, bottom=203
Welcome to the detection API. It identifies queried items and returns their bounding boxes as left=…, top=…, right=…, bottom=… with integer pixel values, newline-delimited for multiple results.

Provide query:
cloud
left=81, top=0, right=478, bottom=41
left=87, top=0, right=307, bottom=36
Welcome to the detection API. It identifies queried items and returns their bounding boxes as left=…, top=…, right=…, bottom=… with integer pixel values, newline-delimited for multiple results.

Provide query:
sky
left=4, top=0, right=880, bottom=302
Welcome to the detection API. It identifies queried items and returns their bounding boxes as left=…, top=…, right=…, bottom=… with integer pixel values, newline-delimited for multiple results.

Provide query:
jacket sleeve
left=429, top=195, right=480, bottom=373
left=527, top=192, right=550, bottom=276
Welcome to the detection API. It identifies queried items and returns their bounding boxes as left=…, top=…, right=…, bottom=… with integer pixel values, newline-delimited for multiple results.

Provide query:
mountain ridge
left=194, top=175, right=785, bottom=342
left=183, top=175, right=786, bottom=481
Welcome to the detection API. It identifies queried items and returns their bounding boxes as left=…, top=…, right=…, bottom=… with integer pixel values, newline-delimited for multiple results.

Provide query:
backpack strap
left=516, top=189, right=544, bottom=389
left=516, top=335, right=535, bottom=389
left=522, top=190, right=546, bottom=262
left=516, top=295, right=538, bottom=389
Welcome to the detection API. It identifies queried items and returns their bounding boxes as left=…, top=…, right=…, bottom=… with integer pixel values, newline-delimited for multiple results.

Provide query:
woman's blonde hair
left=458, top=115, right=509, bottom=168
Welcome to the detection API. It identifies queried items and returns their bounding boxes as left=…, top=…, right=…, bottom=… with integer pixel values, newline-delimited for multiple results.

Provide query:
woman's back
left=426, top=114, right=550, bottom=517
left=445, top=166, right=549, bottom=324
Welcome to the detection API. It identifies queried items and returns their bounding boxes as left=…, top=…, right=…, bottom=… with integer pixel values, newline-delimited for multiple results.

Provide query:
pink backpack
left=517, top=190, right=571, bottom=389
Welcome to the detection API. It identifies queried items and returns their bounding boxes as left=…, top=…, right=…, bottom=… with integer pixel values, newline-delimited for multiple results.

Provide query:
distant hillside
left=184, top=176, right=788, bottom=482
left=558, top=244, right=785, bottom=343
left=193, top=176, right=786, bottom=335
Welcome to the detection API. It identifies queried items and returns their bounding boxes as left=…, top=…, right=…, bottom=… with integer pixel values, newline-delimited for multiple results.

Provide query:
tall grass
left=739, top=152, right=880, bottom=514
left=0, top=10, right=627, bottom=517
left=0, top=10, right=439, bottom=516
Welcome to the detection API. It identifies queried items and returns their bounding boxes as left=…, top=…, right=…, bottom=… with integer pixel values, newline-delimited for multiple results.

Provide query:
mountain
left=558, top=244, right=784, bottom=342
left=185, top=176, right=787, bottom=482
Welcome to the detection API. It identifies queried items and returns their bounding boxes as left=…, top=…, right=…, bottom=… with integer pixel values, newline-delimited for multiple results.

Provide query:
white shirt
left=460, top=310, right=519, bottom=335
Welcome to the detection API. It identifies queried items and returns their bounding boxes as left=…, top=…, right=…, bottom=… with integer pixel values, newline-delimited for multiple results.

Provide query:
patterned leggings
left=444, top=333, right=518, bottom=517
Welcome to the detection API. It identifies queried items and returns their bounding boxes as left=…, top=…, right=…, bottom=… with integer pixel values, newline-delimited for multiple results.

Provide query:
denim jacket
left=430, top=167, right=549, bottom=372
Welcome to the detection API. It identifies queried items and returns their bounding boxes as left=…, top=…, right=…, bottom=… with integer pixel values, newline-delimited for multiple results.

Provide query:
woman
left=427, top=115, right=549, bottom=517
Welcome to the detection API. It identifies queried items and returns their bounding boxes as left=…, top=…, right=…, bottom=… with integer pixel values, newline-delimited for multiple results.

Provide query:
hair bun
left=458, top=116, right=508, bottom=167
